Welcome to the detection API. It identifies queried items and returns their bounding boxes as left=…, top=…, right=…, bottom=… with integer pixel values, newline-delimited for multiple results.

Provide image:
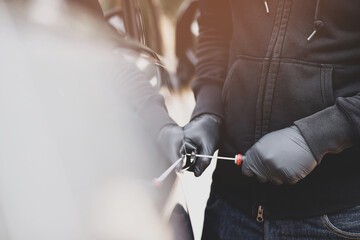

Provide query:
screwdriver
left=185, top=153, right=244, bottom=166
left=153, top=153, right=245, bottom=187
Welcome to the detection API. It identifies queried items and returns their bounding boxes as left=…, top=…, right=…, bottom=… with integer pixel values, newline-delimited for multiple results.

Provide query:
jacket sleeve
left=294, top=93, right=360, bottom=163
left=110, top=58, right=175, bottom=137
left=191, top=0, right=232, bottom=120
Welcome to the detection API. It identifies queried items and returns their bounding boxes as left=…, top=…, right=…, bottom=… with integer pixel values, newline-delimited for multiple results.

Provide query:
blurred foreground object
left=104, top=0, right=175, bottom=90
left=0, top=1, right=179, bottom=239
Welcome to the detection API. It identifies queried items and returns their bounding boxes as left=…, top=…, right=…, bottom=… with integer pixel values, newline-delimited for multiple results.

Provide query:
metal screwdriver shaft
left=185, top=153, right=244, bottom=166
left=186, top=153, right=235, bottom=161
left=152, top=153, right=244, bottom=187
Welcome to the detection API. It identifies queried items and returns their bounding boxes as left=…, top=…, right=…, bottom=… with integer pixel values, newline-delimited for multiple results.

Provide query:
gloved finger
left=279, top=169, right=300, bottom=185
left=193, top=145, right=216, bottom=177
left=187, top=163, right=195, bottom=172
left=194, top=156, right=211, bottom=177
left=269, top=177, right=284, bottom=185
left=285, top=175, right=301, bottom=185
left=287, top=179, right=299, bottom=185
left=180, top=140, right=197, bottom=170
left=250, top=164, right=268, bottom=183
left=241, top=161, right=255, bottom=177
left=256, top=174, right=268, bottom=183
left=179, top=140, right=197, bottom=156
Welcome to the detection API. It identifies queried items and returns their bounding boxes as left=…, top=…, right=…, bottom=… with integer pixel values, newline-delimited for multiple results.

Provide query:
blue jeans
left=202, top=191, right=360, bottom=240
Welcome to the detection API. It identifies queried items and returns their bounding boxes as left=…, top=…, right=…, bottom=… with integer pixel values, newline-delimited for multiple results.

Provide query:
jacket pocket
left=320, top=205, right=360, bottom=239
left=269, top=61, right=335, bottom=131
left=222, top=59, right=240, bottom=103
left=221, top=57, right=264, bottom=153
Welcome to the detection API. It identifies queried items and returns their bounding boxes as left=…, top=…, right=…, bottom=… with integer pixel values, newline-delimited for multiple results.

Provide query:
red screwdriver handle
left=235, top=154, right=243, bottom=166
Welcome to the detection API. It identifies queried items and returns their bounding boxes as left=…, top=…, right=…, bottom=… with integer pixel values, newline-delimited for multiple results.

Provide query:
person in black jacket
left=183, top=0, right=360, bottom=239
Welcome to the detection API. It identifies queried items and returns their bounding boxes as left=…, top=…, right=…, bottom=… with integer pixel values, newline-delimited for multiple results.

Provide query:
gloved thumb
left=194, top=156, right=211, bottom=177
left=193, top=145, right=215, bottom=177
left=241, top=153, right=255, bottom=177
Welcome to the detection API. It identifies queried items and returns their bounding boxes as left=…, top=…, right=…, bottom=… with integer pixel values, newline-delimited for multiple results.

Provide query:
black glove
left=183, top=114, right=222, bottom=177
left=157, top=124, right=185, bottom=170
left=242, top=126, right=317, bottom=185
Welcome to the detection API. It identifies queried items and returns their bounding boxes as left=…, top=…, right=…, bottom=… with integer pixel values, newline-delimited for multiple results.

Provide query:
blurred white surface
left=0, top=2, right=172, bottom=239
left=163, top=89, right=216, bottom=240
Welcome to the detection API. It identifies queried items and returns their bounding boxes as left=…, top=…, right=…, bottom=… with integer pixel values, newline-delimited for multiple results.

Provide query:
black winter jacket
left=192, top=0, right=360, bottom=219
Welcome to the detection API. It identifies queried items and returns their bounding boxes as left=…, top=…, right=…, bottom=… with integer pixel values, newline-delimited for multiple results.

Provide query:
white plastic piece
left=264, top=1, right=270, bottom=14
left=307, top=30, right=317, bottom=42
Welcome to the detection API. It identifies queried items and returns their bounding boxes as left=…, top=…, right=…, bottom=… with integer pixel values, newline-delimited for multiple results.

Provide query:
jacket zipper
left=260, top=38, right=276, bottom=137
left=257, top=205, right=264, bottom=222
left=255, top=2, right=289, bottom=221
left=260, top=0, right=288, bottom=137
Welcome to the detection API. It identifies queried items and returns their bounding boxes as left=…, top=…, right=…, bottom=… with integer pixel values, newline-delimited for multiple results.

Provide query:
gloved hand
left=183, top=114, right=222, bottom=177
left=157, top=124, right=184, bottom=170
left=242, top=126, right=317, bottom=185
